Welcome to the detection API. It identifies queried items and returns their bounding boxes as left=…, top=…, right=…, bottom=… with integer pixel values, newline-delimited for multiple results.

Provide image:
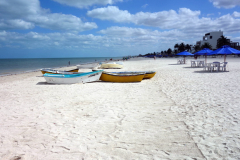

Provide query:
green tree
left=174, top=49, right=178, bottom=55
left=201, top=42, right=212, bottom=50
left=174, top=43, right=179, bottom=52
left=217, top=35, right=230, bottom=48
left=167, top=48, right=172, bottom=55
left=178, top=43, right=185, bottom=52
left=193, top=45, right=200, bottom=52
left=185, top=44, right=191, bottom=52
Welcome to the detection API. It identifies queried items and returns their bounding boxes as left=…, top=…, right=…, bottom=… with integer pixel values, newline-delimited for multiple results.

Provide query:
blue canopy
left=210, top=45, right=240, bottom=55
left=210, top=45, right=240, bottom=62
left=194, top=48, right=214, bottom=56
left=176, top=51, right=194, bottom=56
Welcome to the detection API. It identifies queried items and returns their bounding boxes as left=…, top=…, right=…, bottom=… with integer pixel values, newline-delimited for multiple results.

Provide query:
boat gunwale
left=41, top=68, right=79, bottom=74
left=43, top=70, right=103, bottom=78
left=103, top=72, right=146, bottom=76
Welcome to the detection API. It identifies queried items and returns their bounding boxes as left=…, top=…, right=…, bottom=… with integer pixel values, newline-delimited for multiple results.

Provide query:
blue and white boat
left=43, top=70, right=103, bottom=84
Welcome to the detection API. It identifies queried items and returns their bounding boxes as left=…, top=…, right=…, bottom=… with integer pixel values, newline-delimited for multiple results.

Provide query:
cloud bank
left=209, top=0, right=240, bottom=8
left=88, top=6, right=240, bottom=34
left=0, top=0, right=97, bottom=31
left=52, top=0, right=123, bottom=8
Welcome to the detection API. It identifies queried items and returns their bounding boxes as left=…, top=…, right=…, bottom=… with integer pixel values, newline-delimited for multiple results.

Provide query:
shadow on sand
left=193, top=70, right=229, bottom=74
left=168, top=63, right=184, bottom=65
left=36, top=82, right=71, bottom=85
left=36, top=81, right=142, bottom=85
left=183, top=66, right=203, bottom=69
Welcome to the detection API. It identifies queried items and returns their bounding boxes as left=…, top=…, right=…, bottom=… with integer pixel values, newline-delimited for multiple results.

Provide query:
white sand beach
left=0, top=56, right=240, bottom=159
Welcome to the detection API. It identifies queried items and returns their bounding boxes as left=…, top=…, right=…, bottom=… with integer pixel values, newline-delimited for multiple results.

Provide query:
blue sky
left=0, top=0, right=240, bottom=58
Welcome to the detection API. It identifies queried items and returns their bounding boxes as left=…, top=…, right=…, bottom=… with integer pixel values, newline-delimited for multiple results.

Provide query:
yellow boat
left=40, top=68, right=79, bottom=74
left=99, top=63, right=123, bottom=69
left=143, top=71, right=156, bottom=79
left=100, top=71, right=145, bottom=83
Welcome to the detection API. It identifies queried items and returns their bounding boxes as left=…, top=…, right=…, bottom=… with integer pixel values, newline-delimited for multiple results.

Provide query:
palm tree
left=167, top=48, right=172, bottom=55
left=217, top=35, right=230, bottom=48
left=174, top=49, right=178, bottom=55
left=178, top=43, right=185, bottom=52
left=201, top=42, right=212, bottom=50
left=193, top=45, right=200, bottom=52
left=174, top=43, right=179, bottom=52
left=185, top=44, right=191, bottom=52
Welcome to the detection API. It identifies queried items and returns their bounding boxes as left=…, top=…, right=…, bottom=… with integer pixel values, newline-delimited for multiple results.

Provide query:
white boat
left=43, top=70, right=103, bottom=84
left=40, top=68, right=79, bottom=74
left=99, top=63, right=123, bottom=69
left=76, top=63, right=100, bottom=69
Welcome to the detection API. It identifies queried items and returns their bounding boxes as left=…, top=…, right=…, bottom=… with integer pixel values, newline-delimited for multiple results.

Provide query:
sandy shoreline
left=0, top=57, right=240, bottom=159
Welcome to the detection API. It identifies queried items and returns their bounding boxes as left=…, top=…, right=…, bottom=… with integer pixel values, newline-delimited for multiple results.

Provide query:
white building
left=196, top=31, right=223, bottom=49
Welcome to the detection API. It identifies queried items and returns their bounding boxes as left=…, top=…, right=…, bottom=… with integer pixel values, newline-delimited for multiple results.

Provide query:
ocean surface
left=0, top=57, right=122, bottom=76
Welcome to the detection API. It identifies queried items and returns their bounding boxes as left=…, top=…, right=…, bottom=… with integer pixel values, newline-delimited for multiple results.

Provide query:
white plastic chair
left=220, top=62, right=228, bottom=71
left=191, top=61, right=196, bottom=67
left=209, top=63, right=215, bottom=72
left=203, top=63, right=211, bottom=71
left=212, top=62, right=220, bottom=72
left=177, top=59, right=182, bottom=64
left=198, top=61, right=204, bottom=67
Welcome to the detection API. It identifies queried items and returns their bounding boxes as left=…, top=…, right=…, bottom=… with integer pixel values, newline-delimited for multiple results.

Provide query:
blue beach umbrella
left=176, top=51, right=194, bottom=64
left=194, top=48, right=213, bottom=63
left=194, top=48, right=213, bottom=56
left=210, top=45, right=240, bottom=62
left=176, top=51, right=194, bottom=56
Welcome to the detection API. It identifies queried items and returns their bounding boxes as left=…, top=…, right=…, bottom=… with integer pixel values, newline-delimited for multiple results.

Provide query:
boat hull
left=143, top=71, right=156, bottom=79
left=43, top=70, right=103, bottom=84
left=100, top=72, right=145, bottom=82
left=99, top=64, right=123, bottom=69
left=41, top=68, right=79, bottom=74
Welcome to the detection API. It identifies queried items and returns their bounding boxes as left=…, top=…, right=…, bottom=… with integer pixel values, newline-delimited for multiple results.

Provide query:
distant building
left=230, top=41, right=240, bottom=49
left=196, top=31, right=239, bottom=49
left=196, top=31, right=223, bottom=49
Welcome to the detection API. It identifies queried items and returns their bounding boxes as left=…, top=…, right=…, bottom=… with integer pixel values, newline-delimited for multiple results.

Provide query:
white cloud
left=0, top=28, right=184, bottom=51
left=88, top=6, right=240, bottom=35
left=87, top=6, right=201, bottom=28
left=0, top=0, right=41, bottom=19
left=99, top=27, right=191, bottom=42
left=209, top=0, right=240, bottom=8
left=87, top=6, right=132, bottom=23
left=0, top=19, right=34, bottom=30
left=0, top=0, right=97, bottom=32
left=99, top=26, right=151, bottom=37
left=142, top=4, right=148, bottom=8
left=52, top=0, right=123, bottom=8
left=28, top=13, right=97, bottom=32
left=233, top=11, right=240, bottom=17
left=0, top=31, right=104, bottom=49
left=207, top=13, right=214, bottom=16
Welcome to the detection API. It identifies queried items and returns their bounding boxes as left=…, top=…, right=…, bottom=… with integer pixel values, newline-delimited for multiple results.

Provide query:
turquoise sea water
left=0, top=57, right=122, bottom=76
